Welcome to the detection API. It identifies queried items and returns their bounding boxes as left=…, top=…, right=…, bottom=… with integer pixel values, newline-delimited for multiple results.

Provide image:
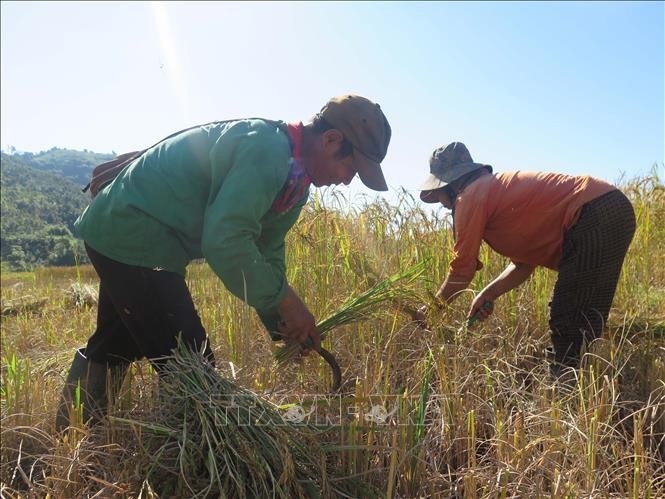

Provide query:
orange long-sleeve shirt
left=449, top=171, right=616, bottom=279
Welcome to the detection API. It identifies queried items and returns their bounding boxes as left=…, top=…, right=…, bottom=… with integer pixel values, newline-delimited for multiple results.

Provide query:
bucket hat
left=419, top=142, right=491, bottom=202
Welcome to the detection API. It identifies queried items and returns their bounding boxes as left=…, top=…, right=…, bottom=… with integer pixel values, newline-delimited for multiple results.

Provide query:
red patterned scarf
left=271, top=122, right=311, bottom=213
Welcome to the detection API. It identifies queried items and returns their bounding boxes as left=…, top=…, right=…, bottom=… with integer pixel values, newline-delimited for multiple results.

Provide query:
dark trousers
left=84, top=244, right=214, bottom=367
left=549, top=189, right=636, bottom=366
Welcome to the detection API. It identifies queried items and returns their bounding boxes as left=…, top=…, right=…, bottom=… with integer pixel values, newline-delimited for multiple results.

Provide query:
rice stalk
left=275, top=261, right=425, bottom=366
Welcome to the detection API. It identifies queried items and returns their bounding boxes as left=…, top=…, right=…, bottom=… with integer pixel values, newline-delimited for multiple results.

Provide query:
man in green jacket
left=56, top=94, right=392, bottom=431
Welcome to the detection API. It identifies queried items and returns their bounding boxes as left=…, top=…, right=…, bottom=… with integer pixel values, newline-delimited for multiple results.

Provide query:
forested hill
left=7, top=147, right=114, bottom=186
left=1, top=152, right=94, bottom=270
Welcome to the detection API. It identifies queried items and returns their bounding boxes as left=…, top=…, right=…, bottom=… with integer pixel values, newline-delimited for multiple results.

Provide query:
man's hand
left=277, top=287, right=321, bottom=353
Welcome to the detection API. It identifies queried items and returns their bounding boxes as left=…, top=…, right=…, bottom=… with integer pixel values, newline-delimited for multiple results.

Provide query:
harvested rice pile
left=114, top=263, right=425, bottom=497
left=114, top=344, right=376, bottom=498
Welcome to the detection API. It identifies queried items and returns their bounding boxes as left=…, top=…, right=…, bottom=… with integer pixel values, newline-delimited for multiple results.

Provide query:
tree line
left=0, top=150, right=113, bottom=271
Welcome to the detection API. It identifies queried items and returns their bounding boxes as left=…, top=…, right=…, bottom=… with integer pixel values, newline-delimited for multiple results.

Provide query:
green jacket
left=75, top=119, right=308, bottom=333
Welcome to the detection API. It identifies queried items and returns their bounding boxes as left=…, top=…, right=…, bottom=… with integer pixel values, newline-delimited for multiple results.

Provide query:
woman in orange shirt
left=417, top=141, right=635, bottom=376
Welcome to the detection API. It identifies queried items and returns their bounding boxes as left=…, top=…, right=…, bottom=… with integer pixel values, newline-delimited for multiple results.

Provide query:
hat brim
left=419, top=173, right=448, bottom=192
left=355, top=149, right=387, bottom=191
left=419, top=163, right=492, bottom=203
left=419, top=188, right=443, bottom=204
left=419, top=162, right=491, bottom=192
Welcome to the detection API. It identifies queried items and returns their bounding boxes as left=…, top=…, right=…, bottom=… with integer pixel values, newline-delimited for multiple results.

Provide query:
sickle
left=318, top=347, right=342, bottom=392
left=299, top=333, right=342, bottom=393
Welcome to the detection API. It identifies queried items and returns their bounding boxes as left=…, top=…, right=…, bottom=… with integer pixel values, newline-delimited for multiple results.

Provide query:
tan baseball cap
left=319, top=94, right=392, bottom=191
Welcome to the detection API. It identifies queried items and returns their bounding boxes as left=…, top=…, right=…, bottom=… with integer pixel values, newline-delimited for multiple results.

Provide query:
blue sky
left=1, top=1, right=663, bottom=202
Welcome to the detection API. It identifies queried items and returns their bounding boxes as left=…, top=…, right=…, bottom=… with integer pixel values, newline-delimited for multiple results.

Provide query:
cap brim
left=355, top=149, right=388, bottom=191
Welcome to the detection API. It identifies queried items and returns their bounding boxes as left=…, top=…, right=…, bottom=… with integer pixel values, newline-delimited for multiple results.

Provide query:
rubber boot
left=55, top=348, right=129, bottom=432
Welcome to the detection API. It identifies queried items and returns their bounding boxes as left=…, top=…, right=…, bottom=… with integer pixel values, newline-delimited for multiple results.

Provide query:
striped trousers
left=549, top=189, right=636, bottom=367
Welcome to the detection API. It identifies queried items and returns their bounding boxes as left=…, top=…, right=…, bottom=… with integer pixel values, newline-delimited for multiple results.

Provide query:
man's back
left=75, top=119, right=293, bottom=275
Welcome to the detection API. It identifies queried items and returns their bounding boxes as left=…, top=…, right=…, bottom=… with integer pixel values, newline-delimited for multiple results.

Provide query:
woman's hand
left=411, top=304, right=430, bottom=329
left=467, top=292, right=495, bottom=324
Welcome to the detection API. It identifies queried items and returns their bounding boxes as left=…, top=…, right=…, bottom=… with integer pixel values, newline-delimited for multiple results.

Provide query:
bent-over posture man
left=56, top=95, right=392, bottom=431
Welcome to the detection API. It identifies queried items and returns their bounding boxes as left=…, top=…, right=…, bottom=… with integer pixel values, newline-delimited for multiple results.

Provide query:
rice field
left=1, top=174, right=664, bottom=498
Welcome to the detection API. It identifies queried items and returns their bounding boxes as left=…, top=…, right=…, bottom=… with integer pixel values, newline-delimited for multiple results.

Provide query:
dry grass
left=1, top=174, right=664, bottom=497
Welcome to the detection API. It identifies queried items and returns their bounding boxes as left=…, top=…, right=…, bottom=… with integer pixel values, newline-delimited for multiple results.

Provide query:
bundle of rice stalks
left=112, top=344, right=376, bottom=498
left=0, top=296, right=48, bottom=317
left=64, top=282, right=98, bottom=309
left=275, top=261, right=426, bottom=367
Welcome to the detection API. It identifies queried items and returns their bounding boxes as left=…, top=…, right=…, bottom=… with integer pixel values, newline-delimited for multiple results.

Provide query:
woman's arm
left=435, top=274, right=474, bottom=304
left=467, top=261, right=535, bottom=321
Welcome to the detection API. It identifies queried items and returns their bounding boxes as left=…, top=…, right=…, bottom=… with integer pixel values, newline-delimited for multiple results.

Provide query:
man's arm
left=203, top=125, right=319, bottom=350
left=255, top=196, right=307, bottom=336
left=203, top=131, right=290, bottom=311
